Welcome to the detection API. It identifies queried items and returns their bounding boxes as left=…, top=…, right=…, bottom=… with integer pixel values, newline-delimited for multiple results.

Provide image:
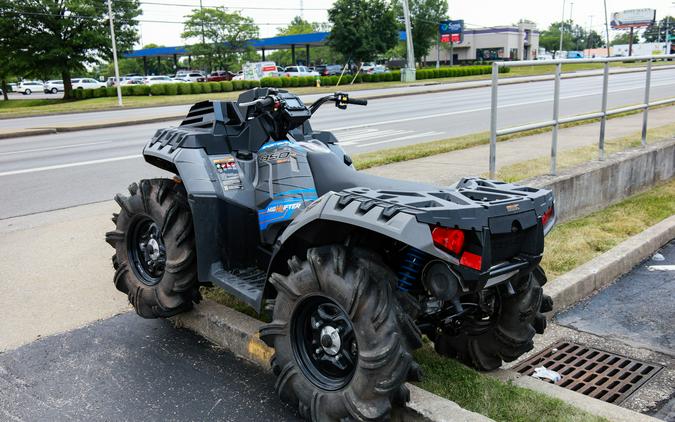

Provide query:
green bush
left=92, top=87, right=106, bottom=98
left=164, top=83, right=178, bottom=95
left=390, top=71, right=400, bottom=81
left=209, top=81, right=221, bottom=92
left=134, top=84, right=150, bottom=96
left=150, top=84, right=166, bottom=95
left=290, top=77, right=300, bottom=87
left=82, top=89, right=94, bottom=99
left=72, top=89, right=83, bottom=99
left=280, top=77, right=291, bottom=87
left=220, top=81, right=233, bottom=92
left=105, top=87, right=117, bottom=97
left=120, top=85, right=134, bottom=96
left=382, top=72, right=393, bottom=82
left=190, top=83, right=202, bottom=94
left=201, top=82, right=212, bottom=94
left=232, top=80, right=244, bottom=90
left=259, top=77, right=282, bottom=88
left=301, top=76, right=315, bottom=86
left=177, top=83, right=191, bottom=95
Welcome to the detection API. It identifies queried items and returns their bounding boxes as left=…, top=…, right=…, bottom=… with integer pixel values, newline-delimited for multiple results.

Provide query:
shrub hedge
left=73, top=66, right=510, bottom=99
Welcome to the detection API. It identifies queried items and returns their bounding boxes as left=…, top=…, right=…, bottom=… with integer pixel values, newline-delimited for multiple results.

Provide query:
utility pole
left=603, top=0, right=611, bottom=57
left=559, top=0, right=566, bottom=58
left=107, top=0, right=123, bottom=107
left=300, top=0, right=304, bottom=18
left=401, top=0, right=416, bottom=81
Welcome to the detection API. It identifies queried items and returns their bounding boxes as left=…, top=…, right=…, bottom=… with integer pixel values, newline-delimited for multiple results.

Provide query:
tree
left=0, top=0, right=141, bottom=98
left=539, top=20, right=604, bottom=52
left=611, top=31, right=639, bottom=46
left=327, top=0, right=399, bottom=64
left=643, top=16, right=674, bottom=43
left=182, top=8, right=258, bottom=72
left=394, top=0, right=448, bottom=65
left=268, top=17, right=341, bottom=66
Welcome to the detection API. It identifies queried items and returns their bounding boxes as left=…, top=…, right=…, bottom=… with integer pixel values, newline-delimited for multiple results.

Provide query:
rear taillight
left=431, top=227, right=465, bottom=255
left=542, top=206, right=554, bottom=227
left=460, top=251, right=482, bottom=271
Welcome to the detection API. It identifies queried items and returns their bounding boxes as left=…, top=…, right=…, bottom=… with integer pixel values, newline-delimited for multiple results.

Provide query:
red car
left=206, top=71, right=236, bottom=82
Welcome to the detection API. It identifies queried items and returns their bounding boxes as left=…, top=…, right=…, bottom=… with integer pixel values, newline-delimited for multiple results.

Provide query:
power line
left=137, top=1, right=328, bottom=11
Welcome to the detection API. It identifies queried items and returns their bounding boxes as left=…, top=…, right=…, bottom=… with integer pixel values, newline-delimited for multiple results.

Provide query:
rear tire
left=51, top=88, right=58, bottom=94
left=260, top=245, right=422, bottom=421
left=106, top=178, right=199, bottom=318
left=24, top=89, right=31, bottom=95
left=434, top=266, right=552, bottom=371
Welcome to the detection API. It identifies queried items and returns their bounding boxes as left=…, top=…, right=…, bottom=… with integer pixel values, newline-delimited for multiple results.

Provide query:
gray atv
left=107, top=88, right=555, bottom=421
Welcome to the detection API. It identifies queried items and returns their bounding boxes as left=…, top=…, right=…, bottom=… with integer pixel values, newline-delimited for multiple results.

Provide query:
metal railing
left=488, top=54, right=675, bottom=178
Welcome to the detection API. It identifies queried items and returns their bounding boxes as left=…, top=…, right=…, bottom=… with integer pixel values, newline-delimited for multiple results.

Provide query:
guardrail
left=488, top=54, right=675, bottom=178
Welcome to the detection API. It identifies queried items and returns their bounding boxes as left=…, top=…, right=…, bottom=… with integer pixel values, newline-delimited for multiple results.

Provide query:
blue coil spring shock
left=397, top=247, right=427, bottom=291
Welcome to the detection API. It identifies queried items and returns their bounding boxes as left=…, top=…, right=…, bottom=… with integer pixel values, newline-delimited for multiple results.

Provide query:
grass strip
left=201, top=180, right=675, bottom=421
left=541, top=178, right=675, bottom=278
left=493, top=123, right=675, bottom=182
left=2, top=61, right=670, bottom=118
left=351, top=105, right=674, bottom=170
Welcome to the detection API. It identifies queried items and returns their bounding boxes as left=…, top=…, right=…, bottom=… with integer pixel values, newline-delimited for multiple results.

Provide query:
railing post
left=598, top=61, right=610, bottom=161
left=550, top=62, right=562, bottom=175
left=489, top=61, right=499, bottom=179
left=641, top=59, right=652, bottom=146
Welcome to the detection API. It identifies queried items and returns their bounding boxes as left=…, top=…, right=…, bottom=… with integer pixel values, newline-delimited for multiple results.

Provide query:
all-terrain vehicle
left=106, top=88, right=555, bottom=421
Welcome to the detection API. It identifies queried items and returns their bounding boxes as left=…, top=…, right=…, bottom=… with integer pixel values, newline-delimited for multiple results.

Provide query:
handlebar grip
left=348, top=98, right=368, bottom=106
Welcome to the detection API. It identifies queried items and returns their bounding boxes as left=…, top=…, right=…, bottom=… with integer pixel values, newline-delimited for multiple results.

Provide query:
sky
left=136, top=0, right=675, bottom=48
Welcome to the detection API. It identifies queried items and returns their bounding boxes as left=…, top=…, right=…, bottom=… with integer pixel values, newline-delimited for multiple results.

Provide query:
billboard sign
left=610, top=9, right=656, bottom=29
left=439, top=20, right=463, bottom=43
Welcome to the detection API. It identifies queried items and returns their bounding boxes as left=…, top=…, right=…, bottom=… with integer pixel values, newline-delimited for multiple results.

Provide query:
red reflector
left=431, top=227, right=465, bottom=254
left=460, top=251, right=482, bottom=271
left=542, top=206, right=554, bottom=226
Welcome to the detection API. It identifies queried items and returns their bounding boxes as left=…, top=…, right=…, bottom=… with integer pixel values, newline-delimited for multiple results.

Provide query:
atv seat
left=305, top=146, right=437, bottom=196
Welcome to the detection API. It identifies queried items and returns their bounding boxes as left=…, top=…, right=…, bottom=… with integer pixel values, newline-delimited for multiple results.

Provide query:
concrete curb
left=488, top=369, right=660, bottom=422
left=545, top=214, right=675, bottom=314
left=171, top=300, right=493, bottom=422
left=4, top=65, right=672, bottom=139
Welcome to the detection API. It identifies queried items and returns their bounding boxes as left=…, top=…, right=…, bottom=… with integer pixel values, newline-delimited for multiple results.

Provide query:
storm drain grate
left=513, top=340, right=663, bottom=404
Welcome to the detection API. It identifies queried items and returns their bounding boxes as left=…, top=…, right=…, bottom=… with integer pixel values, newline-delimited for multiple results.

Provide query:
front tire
left=106, top=178, right=199, bottom=318
left=434, top=266, right=552, bottom=371
left=260, top=245, right=422, bottom=421
left=24, top=89, right=31, bottom=95
left=51, top=88, right=58, bottom=94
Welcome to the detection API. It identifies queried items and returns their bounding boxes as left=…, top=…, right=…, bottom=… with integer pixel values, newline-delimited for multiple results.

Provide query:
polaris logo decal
left=506, top=203, right=520, bottom=212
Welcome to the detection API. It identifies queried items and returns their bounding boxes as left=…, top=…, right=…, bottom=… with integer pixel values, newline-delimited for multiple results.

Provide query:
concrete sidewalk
left=364, top=106, right=675, bottom=185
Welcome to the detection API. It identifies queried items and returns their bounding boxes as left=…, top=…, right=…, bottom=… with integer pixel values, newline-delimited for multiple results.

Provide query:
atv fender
left=268, top=190, right=457, bottom=278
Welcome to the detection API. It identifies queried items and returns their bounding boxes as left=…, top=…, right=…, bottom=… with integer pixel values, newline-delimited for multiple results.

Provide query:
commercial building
left=426, top=22, right=539, bottom=64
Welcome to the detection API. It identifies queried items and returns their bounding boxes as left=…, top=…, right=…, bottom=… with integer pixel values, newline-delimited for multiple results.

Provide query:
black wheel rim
left=291, top=295, right=358, bottom=390
left=127, top=216, right=166, bottom=286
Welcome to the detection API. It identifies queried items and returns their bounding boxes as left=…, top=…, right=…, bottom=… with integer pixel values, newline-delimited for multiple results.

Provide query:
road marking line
left=339, top=130, right=408, bottom=144
left=325, top=82, right=675, bottom=132
left=357, top=131, right=444, bottom=148
left=0, top=140, right=113, bottom=156
left=0, top=154, right=142, bottom=177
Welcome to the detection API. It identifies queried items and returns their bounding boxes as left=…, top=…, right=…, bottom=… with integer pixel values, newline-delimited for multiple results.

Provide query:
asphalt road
left=0, top=69, right=674, bottom=219
left=0, top=311, right=301, bottom=421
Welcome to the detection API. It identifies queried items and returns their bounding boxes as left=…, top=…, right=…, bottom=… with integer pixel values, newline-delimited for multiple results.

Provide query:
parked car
left=175, top=71, right=205, bottom=82
left=567, top=51, right=584, bottom=59
left=314, top=64, right=343, bottom=76
left=171, top=78, right=189, bottom=83
left=43, top=80, right=64, bottom=94
left=17, top=80, right=43, bottom=95
left=72, top=78, right=105, bottom=90
left=207, top=70, right=236, bottom=82
left=120, top=79, right=144, bottom=86
left=369, top=65, right=388, bottom=74
left=282, top=65, right=319, bottom=77
left=144, top=76, right=176, bottom=85
left=361, top=62, right=376, bottom=73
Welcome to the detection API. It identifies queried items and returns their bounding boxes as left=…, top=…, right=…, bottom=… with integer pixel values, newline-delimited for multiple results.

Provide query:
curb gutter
left=171, top=300, right=493, bottom=422
left=488, top=369, right=660, bottom=422
left=4, top=65, right=673, bottom=140
left=545, top=214, right=675, bottom=314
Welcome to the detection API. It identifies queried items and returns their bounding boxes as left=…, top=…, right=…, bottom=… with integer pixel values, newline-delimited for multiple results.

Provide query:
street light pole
left=559, top=0, right=566, bottom=58
left=107, top=0, right=123, bottom=107
left=401, top=0, right=416, bottom=81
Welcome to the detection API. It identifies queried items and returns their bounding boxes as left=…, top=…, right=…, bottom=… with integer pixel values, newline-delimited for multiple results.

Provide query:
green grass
left=541, top=178, right=675, bottom=278
left=493, top=123, right=675, bottom=183
left=2, top=60, right=670, bottom=118
left=414, top=343, right=607, bottom=422
left=352, top=105, right=675, bottom=171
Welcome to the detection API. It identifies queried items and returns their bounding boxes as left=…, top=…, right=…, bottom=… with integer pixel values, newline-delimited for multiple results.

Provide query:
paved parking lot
left=0, top=312, right=301, bottom=421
